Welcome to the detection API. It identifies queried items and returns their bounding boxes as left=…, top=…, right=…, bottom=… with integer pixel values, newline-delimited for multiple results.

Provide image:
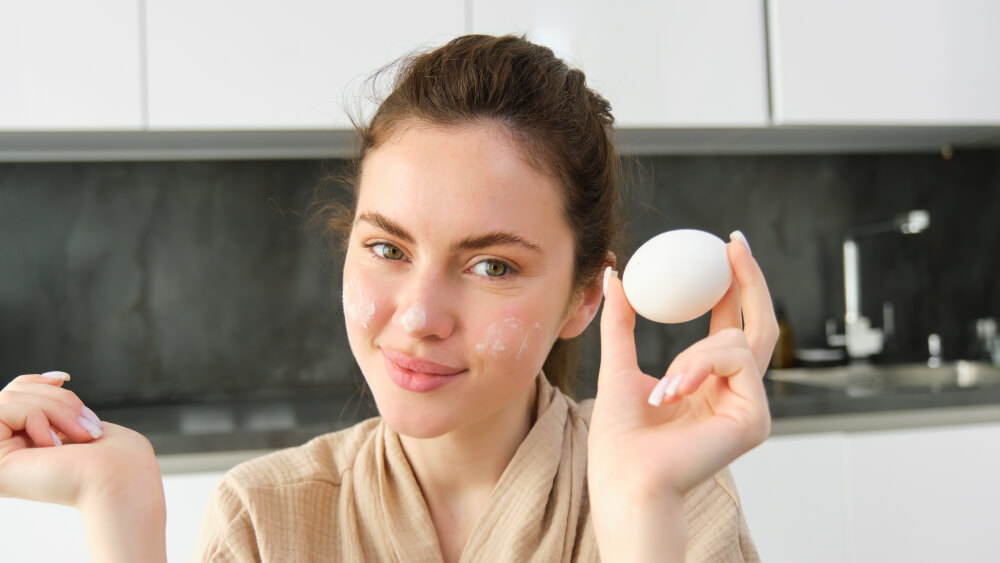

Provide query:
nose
left=393, top=267, right=456, bottom=340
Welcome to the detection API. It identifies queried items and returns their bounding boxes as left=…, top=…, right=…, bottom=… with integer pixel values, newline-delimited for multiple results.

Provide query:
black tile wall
left=2, top=151, right=998, bottom=405
left=1, top=161, right=356, bottom=406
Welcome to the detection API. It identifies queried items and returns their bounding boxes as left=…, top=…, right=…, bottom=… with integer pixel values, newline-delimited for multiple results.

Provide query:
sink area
left=767, top=361, right=1000, bottom=396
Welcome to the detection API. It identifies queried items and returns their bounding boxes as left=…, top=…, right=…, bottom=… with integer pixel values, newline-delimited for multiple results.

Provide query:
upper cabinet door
left=0, top=1, right=143, bottom=131
left=769, top=0, right=1000, bottom=126
left=472, top=0, right=770, bottom=128
left=145, top=0, right=465, bottom=130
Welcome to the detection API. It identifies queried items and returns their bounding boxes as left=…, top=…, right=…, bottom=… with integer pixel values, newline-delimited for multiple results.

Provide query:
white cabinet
left=162, top=472, right=227, bottom=562
left=144, top=0, right=465, bottom=130
left=768, top=0, right=1000, bottom=126
left=0, top=1, right=143, bottom=131
left=731, top=433, right=849, bottom=563
left=472, top=0, right=769, bottom=128
left=1, top=470, right=225, bottom=562
left=6, top=0, right=1000, bottom=155
left=846, top=423, right=1000, bottom=562
left=732, top=421, right=1000, bottom=563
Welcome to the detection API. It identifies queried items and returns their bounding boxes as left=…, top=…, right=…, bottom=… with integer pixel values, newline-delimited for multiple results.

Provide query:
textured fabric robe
left=193, top=375, right=759, bottom=562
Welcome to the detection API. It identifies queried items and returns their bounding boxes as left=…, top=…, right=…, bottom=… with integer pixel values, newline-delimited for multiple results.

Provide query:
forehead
left=356, top=122, right=571, bottom=244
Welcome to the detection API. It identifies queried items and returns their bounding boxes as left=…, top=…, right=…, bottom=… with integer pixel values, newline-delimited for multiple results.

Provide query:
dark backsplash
left=2, top=151, right=998, bottom=405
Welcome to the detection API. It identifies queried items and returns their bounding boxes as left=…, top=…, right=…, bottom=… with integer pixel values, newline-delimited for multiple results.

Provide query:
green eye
left=373, top=243, right=404, bottom=260
left=473, top=259, right=509, bottom=278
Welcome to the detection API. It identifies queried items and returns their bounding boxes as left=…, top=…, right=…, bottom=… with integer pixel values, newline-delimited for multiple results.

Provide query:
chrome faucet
left=827, top=210, right=930, bottom=360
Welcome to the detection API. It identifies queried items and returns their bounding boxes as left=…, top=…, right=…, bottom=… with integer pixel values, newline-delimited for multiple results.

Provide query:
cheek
left=342, top=278, right=374, bottom=328
left=474, top=317, right=545, bottom=362
left=342, top=273, right=391, bottom=330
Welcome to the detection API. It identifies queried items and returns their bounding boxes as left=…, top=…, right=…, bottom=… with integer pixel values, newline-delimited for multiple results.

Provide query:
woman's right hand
left=0, top=373, right=167, bottom=562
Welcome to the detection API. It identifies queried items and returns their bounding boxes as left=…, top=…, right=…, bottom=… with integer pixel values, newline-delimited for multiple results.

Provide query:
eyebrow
left=357, top=211, right=414, bottom=243
left=356, top=211, right=544, bottom=255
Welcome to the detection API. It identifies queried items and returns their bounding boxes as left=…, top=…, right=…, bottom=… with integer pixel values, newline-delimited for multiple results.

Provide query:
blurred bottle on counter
left=974, top=318, right=1000, bottom=365
left=770, top=301, right=796, bottom=369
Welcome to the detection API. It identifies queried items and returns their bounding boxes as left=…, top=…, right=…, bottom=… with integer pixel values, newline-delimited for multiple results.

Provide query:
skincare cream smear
left=343, top=280, right=376, bottom=328
left=400, top=303, right=427, bottom=333
left=516, top=322, right=544, bottom=360
left=476, top=317, right=528, bottom=358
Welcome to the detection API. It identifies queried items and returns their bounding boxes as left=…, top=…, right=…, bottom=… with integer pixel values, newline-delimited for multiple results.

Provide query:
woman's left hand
left=587, top=234, right=777, bottom=560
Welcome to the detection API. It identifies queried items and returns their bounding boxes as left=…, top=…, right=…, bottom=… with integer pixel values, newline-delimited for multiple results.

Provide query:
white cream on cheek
left=399, top=302, right=427, bottom=333
left=342, top=279, right=376, bottom=328
left=516, top=322, right=544, bottom=360
left=475, top=318, right=544, bottom=360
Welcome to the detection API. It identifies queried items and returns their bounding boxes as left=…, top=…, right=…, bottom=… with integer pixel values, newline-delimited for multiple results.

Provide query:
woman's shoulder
left=223, top=416, right=383, bottom=492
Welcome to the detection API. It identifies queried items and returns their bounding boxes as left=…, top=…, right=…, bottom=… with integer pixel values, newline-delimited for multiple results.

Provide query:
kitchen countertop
left=95, top=367, right=1000, bottom=459
left=763, top=375, right=1000, bottom=417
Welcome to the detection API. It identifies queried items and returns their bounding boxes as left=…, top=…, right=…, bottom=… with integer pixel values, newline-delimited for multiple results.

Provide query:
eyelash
left=363, top=242, right=518, bottom=279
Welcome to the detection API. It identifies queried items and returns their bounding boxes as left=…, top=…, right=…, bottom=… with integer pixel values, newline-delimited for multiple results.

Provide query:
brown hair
left=315, top=34, right=625, bottom=395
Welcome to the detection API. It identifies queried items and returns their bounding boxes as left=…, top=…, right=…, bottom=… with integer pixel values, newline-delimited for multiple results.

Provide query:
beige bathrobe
left=194, top=375, right=759, bottom=562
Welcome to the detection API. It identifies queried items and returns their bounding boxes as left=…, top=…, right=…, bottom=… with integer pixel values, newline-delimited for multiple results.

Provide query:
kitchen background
left=2, top=150, right=998, bottom=408
left=5, top=1, right=1000, bottom=561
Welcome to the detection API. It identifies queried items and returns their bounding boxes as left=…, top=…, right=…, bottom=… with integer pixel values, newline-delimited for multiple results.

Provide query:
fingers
left=4, top=372, right=71, bottom=389
left=2, top=391, right=102, bottom=443
left=726, top=233, right=779, bottom=374
left=0, top=403, right=64, bottom=446
left=649, top=328, right=767, bottom=408
left=1, top=372, right=103, bottom=446
left=598, top=267, right=641, bottom=385
left=709, top=278, right=742, bottom=334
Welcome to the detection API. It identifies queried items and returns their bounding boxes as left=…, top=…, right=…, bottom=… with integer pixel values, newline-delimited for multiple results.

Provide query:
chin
left=376, top=401, right=463, bottom=439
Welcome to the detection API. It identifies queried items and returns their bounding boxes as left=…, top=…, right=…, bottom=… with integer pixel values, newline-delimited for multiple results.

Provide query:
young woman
left=0, top=35, right=776, bottom=562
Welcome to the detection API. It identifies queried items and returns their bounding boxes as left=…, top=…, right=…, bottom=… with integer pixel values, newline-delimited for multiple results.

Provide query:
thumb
left=599, top=267, right=640, bottom=385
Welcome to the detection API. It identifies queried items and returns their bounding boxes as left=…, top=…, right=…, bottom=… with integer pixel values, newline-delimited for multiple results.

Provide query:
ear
left=558, top=252, right=617, bottom=339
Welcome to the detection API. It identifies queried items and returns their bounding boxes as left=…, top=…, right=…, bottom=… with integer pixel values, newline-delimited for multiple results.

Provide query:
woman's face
left=342, top=121, right=598, bottom=439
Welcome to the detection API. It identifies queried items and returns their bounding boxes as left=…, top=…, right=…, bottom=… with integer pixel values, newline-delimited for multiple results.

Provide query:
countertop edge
left=770, top=403, right=1000, bottom=436
left=154, top=404, right=1000, bottom=474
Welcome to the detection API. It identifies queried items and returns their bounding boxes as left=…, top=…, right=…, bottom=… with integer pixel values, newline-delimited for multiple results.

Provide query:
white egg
left=622, top=229, right=733, bottom=324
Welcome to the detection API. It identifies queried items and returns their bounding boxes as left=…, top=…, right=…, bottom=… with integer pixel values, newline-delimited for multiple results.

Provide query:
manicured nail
left=78, top=416, right=103, bottom=439
left=730, top=230, right=752, bottom=256
left=648, top=375, right=673, bottom=406
left=603, top=267, right=618, bottom=296
left=40, top=371, right=71, bottom=381
left=665, top=373, right=685, bottom=396
left=49, top=429, right=62, bottom=447
left=81, top=406, right=102, bottom=428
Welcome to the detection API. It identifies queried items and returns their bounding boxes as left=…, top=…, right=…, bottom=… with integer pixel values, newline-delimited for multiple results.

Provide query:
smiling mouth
left=382, top=348, right=464, bottom=375
left=381, top=349, right=466, bottom=393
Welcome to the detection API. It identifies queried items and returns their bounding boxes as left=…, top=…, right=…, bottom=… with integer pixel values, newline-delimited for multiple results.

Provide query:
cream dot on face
left=343, top=279, right=376, bottom=328
left=400, top=303, right=427, bottom=333
left=475, top=317, right=532, bottom=359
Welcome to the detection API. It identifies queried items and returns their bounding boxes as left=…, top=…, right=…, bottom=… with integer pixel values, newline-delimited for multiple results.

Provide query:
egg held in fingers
left=622, top=229, right=732, bottom=324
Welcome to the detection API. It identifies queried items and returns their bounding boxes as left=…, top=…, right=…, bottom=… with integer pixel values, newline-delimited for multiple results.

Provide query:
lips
left=381, top=348, right=465, bottom=393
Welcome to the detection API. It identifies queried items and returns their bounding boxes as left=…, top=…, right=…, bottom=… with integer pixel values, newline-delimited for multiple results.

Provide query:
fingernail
left=81, top=406, right=102, bottom=428
left=41, top=371, right=71, bottom=381
left=665, top=373, right=685, bottom=396
left=78, top=416, right=103, bottom=439
left=730, top=230, right=752, bottom=256
left=648, top=375, right=673, bottom=407
left=49, top=429, right=62, bottom=447
left=603, top=267, right=618, bottom=296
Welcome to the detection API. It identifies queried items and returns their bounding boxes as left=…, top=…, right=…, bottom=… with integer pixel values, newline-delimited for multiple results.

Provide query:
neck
left=399, top=380, right=538, bottom=504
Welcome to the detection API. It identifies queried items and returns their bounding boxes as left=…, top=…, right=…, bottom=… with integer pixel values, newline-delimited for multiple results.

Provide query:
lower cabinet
left=1, top=471, right=225, bottom=562
left=732, top=421, right=1000, bottom=563
left=730, top=432, right=848, bottom=562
